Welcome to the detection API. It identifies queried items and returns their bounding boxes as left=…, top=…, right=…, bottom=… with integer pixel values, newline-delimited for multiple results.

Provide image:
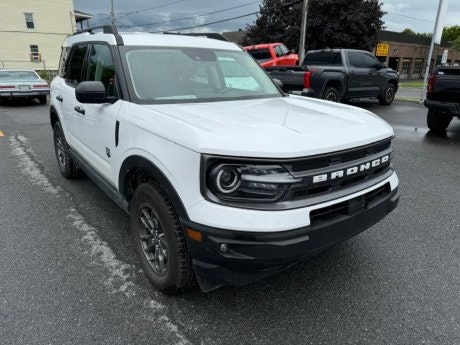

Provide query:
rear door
left=71, top=43, right=122, bottom=182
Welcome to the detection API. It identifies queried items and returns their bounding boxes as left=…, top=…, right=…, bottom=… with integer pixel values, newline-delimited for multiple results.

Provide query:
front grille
left=289, top=139, right=391, bottom=172
left=280, top=138, right=393, bottom=200
left=309, top=183, right=391, bottom=225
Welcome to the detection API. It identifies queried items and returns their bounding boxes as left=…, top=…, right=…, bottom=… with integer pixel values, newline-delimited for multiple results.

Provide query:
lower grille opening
left=310, top=183, right=391, bottom=225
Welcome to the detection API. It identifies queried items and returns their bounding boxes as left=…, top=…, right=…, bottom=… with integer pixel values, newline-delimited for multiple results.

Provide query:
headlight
left=208, top=163, right=302, bottom=202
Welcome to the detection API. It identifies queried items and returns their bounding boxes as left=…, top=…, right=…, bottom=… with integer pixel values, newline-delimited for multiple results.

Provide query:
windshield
left=0, top=70, right=40, bottom=81
left=123, top=47, right=281, bottom=104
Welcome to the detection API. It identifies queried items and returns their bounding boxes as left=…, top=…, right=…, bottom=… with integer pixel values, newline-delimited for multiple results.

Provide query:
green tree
left=401, top=28, right=431, bottom=38
left=240, top=0, right=385, bottom=52
left=452, top=37, right=460, bottom=50
left=401, top=28, right=416, bottom=35
left=442, top=25, right=460, bottom=42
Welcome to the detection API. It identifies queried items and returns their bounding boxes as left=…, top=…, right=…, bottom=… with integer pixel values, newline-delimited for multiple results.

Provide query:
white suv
left=50, top=26, right=399, bottom=293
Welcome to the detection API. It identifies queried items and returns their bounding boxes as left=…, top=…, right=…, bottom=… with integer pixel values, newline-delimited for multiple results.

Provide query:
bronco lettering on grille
left=312, top=155, right=390, bottom=183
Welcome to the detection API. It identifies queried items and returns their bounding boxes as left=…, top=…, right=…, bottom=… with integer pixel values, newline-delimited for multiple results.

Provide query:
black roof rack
left=74, top=25, right=124, bottom=45
left=163, top=32, right=229, bottom=42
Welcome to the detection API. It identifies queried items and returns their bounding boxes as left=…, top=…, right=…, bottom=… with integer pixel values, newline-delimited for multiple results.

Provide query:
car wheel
left=427, top=109, right=452, bottom=132
left=38, top=95, right=47, bottom=104
left=379, top=83, right=396, bottom=105
left=130, top=182, right=196, bottom=294
left=322, top=87, right=340, bottom=102
left=53, top=121, right=82, bottom=179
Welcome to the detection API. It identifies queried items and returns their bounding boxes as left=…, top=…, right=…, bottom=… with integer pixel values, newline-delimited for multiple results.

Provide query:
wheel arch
left=50, top=105, right=60, bottom=129
left=118, top=155, right=189, bottom=221
left=319, top=74, right=346, bottom=99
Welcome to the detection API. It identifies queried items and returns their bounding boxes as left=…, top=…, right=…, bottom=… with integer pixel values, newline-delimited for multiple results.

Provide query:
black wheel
left=322, top=87, right=340, bottom=102
left=379, top=83, right=396, bottom=105
left=130, top=182, right=196, bottom=294
left=427, top=109, right=452, bottom=132
left=53, top=121, right=82, bottom=179
left=38, top=95, right=47, bottom=104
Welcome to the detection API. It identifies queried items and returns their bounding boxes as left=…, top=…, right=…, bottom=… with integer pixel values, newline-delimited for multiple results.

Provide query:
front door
left=71, top=43, right=121, bottom=183
left=346, top=51, right=380, bottom=98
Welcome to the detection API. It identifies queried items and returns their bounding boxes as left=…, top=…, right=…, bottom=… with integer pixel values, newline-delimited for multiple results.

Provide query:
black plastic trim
left=69, top=148, right=129, bottom=214
left=115, top=120, right=120, bottom=146
left=184, top=187, right=399, bottom=289
left=118, top=156, right=189, bottom=221
left=424, top=99, right=460, bottom=117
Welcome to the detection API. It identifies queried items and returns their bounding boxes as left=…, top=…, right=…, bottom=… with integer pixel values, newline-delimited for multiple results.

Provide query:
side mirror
left=273, top=78, right=284, bottom=90
left=75, top=81, right=117, bottom=104
left=291, top=49, right=297, bottom=54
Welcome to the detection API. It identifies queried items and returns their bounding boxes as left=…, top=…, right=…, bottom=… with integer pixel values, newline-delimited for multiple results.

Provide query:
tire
left=322, top=87, right=340, bottom=102
left=379, top=83, right=396, bottom=105
left=53, top=121, right=82, bottom=179
left=38, top=95, right=47, bottom=105
left=130, top=182, right=196, bottom=294
left=427, top=109, right=452, bottom=132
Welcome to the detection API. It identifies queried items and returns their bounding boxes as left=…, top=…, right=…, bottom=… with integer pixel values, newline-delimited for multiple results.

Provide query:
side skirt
left=69, top=148, right=129, bottom=214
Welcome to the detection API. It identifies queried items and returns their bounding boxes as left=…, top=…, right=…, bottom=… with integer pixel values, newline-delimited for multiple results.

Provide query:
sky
left=73, top=0, right=460, bottom=35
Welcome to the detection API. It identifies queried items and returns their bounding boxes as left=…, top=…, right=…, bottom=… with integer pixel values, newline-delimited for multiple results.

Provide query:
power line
left=151, top=11, right=259, bottom=33
left=118, top=1, right=261, bottom=28
left=117, top=0, right=188, bottom=19
left=385, top=10, right=454, bottom=27
left=385, top=11, right=434, bottom=23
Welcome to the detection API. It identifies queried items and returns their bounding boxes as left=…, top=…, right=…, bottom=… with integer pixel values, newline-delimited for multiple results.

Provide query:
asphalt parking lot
left=0, top=98, right=459, bottom=345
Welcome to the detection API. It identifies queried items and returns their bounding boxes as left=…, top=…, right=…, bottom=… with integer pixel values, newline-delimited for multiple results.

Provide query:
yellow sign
left=376, top=42, right=389, bottom=57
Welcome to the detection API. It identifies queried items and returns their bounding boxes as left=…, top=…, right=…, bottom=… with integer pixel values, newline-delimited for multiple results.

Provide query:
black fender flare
left=315, top=72, right=346, bottom=99
left=118, top=155, right=189, bottom=221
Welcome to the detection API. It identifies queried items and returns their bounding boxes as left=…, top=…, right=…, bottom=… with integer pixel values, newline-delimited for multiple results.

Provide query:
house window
left=413, top=59, right=424, bottom=79
left=30, top=45, right=40, bottom=61
left=25, top=13, right=35, bottom=29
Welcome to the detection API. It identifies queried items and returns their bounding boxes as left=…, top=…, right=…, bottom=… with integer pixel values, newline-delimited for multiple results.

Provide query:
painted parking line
left=0, top=130, right=4, bottom=137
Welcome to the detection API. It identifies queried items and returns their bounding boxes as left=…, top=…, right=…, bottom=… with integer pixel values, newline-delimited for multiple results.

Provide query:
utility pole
left=110, top=0, right=116, bottom=25
left=298, top=0, right=309, bottom=63
left=420, top=0, right=445, bottom=102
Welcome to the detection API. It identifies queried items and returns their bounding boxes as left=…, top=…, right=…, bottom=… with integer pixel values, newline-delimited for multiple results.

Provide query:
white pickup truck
left=50, top=26, right=399, bottom=293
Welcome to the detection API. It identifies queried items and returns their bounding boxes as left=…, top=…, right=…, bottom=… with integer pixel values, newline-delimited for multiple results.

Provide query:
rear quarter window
left=247, top=49, right=271, bottom=62
left=304, top=52, right=342, bottom=65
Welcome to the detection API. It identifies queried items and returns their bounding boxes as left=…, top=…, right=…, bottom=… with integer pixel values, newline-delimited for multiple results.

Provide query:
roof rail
left=163, top=32, right=229, bottom=42
left=74, top=25, right=124, bottom=45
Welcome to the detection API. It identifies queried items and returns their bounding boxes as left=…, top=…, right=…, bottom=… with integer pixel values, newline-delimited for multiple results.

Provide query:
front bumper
left=183, top=184, right=399, bottom=291
left=424, top=99, right=460, bottom=117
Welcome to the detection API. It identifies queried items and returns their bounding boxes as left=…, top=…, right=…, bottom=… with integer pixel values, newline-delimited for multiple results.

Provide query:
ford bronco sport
left=50, top=26, right=399, bottom=293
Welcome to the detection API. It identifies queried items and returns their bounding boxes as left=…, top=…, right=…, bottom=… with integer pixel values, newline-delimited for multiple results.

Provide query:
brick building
left=374, top=30, right=460, bottom=80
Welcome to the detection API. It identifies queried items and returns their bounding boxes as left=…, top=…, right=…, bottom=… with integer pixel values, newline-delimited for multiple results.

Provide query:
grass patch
left=400, top=82, right=424, bottom=88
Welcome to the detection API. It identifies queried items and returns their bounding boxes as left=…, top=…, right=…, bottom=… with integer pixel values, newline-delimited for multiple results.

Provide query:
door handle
left=56, top=95, right=63, bottom=102
left=74, top=106, right=85, bottom=115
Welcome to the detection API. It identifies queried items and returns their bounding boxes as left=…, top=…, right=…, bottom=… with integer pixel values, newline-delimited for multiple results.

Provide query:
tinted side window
left=362, top=53, right=380, bottom=68
left=58, top=47, right=70, bottom=78
left=279, top=44, right=289, bottom=56
left=87, top=44, right=117, bottom=97
left=304, top=52, right=342, bottom=65
left=66, top=44, right=88, bottom=87
left=247, top=49, right=271, bottom=62
left=274, top=45, right=283, bottom=57
left=348, top=52, right=365, bottom=68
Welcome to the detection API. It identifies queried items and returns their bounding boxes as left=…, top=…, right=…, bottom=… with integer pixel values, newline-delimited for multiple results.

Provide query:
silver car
left=0, top=69, right=50, bottom=104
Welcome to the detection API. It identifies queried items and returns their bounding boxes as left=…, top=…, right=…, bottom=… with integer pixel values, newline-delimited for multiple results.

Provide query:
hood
left=127, top=96, right=394, bottom=158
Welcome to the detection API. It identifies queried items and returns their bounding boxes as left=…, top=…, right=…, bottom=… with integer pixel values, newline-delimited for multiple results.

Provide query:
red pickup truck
left=244, top=43, right=299, bottom=67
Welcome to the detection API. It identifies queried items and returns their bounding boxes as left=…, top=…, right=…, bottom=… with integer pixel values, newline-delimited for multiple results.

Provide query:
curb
left=395, top=97, right=423, bottom=103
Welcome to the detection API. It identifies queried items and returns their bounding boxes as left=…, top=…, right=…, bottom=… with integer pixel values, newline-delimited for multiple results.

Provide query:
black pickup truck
left=424, top=66, right=460, bottom=131
left=266, top=49, right=399, bottom=105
